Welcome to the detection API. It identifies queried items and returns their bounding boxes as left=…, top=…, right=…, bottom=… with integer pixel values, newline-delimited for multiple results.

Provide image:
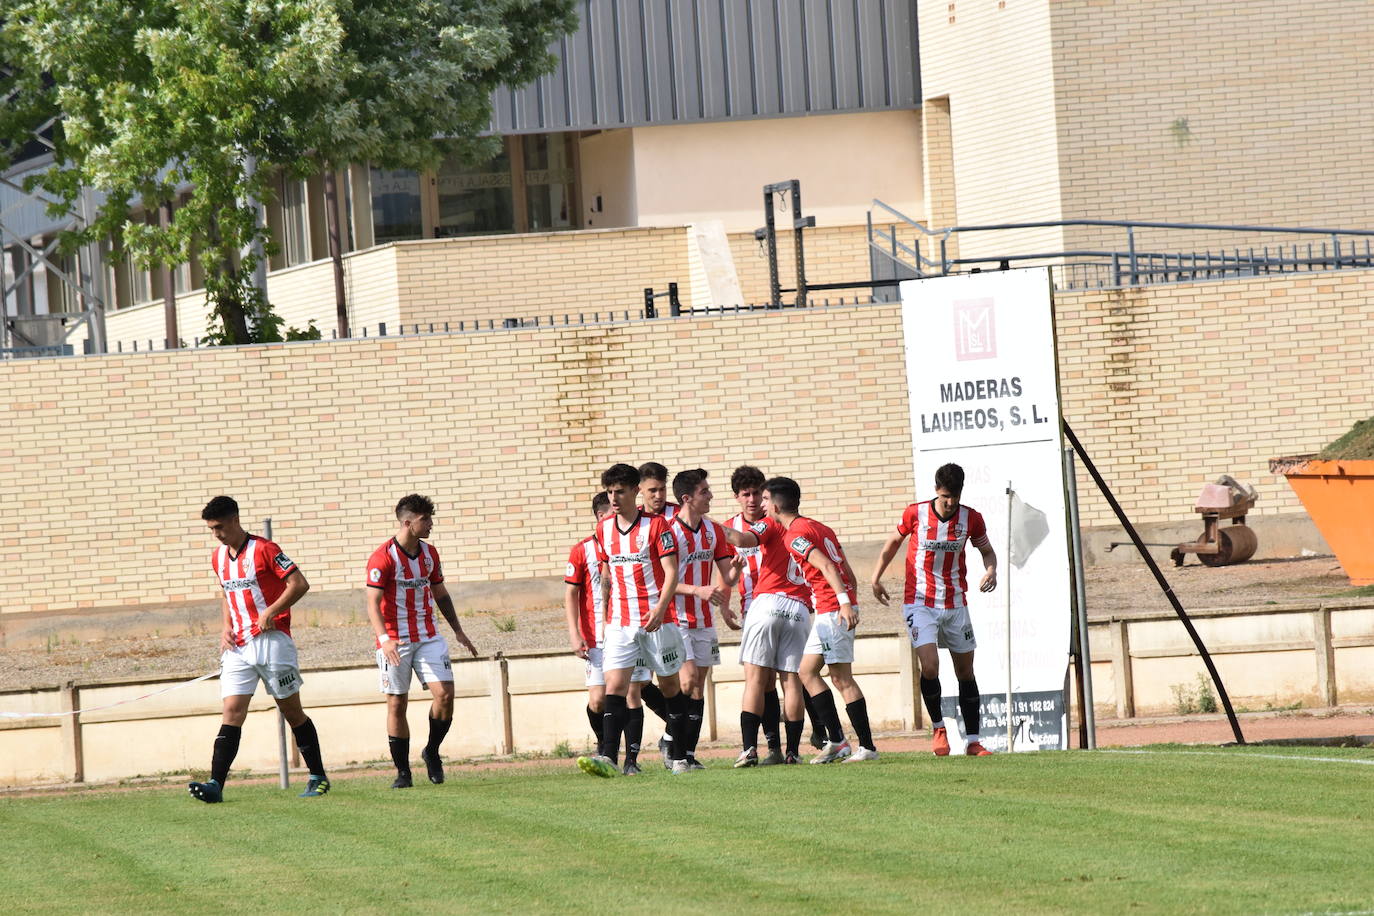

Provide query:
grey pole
left=1063, top=449, right=1097, bottom=748
left=264, top=516, right=290, bottom=788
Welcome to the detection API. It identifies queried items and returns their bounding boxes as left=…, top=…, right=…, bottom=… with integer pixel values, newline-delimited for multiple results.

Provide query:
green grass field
left=2, top=746, right=1372, bottom=915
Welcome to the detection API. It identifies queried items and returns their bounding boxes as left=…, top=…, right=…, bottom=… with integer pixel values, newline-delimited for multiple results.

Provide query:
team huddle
left=186, top=460, right=998, bottom=800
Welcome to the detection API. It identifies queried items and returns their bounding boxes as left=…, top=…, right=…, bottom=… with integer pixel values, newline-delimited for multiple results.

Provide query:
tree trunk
left=323, top=166, right=349, bottom=337
left=207, top=213, right=250, bottom=344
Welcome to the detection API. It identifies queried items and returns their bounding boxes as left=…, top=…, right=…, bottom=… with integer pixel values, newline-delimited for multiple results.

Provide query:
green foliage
left=3, top=749, right=1374, bottom=914
left=0, top=0, right=577, bottom=342
left=1171, top=673, right=1219, bottom=715
left=493, top=614, right=517, bottom=633
left=1318, top=416, right=1374, bottom=460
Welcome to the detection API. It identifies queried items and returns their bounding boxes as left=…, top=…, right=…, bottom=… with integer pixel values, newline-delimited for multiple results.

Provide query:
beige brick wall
left=1050, top=0, right=1374, bottom=257
left=917, top=0, right=1066, bottom=262
left=4, top=268, right=1371, bottom=614
left=728, top=224, right=875, bottom=306
left=393, top=227, right=693, bottom=328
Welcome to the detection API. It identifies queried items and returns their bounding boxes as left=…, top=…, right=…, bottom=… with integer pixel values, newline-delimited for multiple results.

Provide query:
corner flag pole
left=1005, top=481, right=1014, bottom=752
left=265, top=516, right=291, bottom=789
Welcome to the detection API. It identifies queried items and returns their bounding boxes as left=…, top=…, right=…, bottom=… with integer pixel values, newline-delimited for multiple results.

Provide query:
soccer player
left=724, top=464, right=788, bottom=762
left=566, top=491, right=654, bottom=773
left=638, top=461, right=679, bottom=521
left=189, top=496, right=330, bottom=802
left=366, top=494, right=478, bottom=788
left=668, top=469, right=741, bottom=769
left=791, top=508, right=880, bottom=763
left=871, top=463, right=998, bottom=757
left=577, top=463, right=688, bottom=778
left=721, top=476, right=852, bottom=768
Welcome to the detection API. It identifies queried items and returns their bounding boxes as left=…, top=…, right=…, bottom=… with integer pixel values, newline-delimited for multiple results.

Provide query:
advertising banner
left=899, top=268, right=1072, bottom=751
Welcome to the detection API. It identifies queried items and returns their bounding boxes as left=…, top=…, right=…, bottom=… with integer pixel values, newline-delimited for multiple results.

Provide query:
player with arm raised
left=565, top=492, right=654, bottom=771
left=720, top=476, right=847, bottom=767
left=577, top=463, right=688, bottom=778
left=189, top=496, right=329, bottom=802
left=668, top=469, right=740, bottom=770
left=870, top=463, right=998, bottom=757
left=367, top=494, right=478, bottom=788
left=787, top=500, right=879, bottom=764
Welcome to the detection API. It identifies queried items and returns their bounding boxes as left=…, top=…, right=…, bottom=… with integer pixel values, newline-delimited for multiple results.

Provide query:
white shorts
left=681, top=627, right=721, bottom=667
left=602, top=622, right=686, bottom=677
left=803, top=612, right=856, bottom=665
left=584, top=646, right=651, bottom=687
left=377, top=636, right=453, bottom=695
left=738, top=593, right=811, bottom=673
left=903, top=602, right=977, bottom=654
left=220, top=630, right=302, bottom=699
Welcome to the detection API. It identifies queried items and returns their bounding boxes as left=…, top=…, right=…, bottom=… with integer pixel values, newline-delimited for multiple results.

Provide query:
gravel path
left=0, top=556, right=1364, bottom=692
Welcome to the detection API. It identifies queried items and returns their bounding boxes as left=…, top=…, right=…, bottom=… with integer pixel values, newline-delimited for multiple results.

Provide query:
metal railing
left=867, top=200, right=1374, bottom=291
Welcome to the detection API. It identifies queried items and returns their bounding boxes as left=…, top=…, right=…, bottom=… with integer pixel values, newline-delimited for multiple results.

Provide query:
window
left=280, top=177, right=311, bottom=266
left=522, top=134, right=577, bottom=232
left=370, top=167, right=424, bottom=244
left=435, top=142, right=515, bottom=237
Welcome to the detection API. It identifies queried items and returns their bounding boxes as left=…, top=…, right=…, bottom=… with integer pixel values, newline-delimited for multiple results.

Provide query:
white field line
left=1101, top=748, right=1374, bottom=767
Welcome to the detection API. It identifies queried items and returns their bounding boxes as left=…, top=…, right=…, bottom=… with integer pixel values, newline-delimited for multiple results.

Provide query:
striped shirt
left=366, top=538, right=445, bottom=645
left=213, top=536, right=298, bottom=647
left=898, top=501, right=990, bottom=609
left=724, top=513, right=764, bottom=612
left=595, top=511, right=678, bottom=628
left=564, top=536, right=605, bottom=648
left=783, top=517, right=858, bottom=615
left=670, top=516, right=734, bottom=629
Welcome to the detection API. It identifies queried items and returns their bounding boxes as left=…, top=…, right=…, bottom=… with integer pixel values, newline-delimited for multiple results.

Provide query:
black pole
left=1062, top=421, right=1246, bottom=745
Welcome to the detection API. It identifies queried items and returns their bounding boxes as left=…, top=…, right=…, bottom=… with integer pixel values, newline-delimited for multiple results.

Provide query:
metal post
left=763, top=190, right=780, bottom=308
left=668, top=282, right=680, bottom=316
left=939, top=234, right=949, bottom=275
left=1005, top=482, right=1014, bottom=752
left=1064, top=447, right=1096, bottom=748
left=1126, top=226, right=1138, bottom=287
left=262, top=516, right=289, bottom=788
left=643, top=287, right=655, bottom=319
left=159, top=202, right=178, bottom=348
left=790, top=179, right=810, bottom=307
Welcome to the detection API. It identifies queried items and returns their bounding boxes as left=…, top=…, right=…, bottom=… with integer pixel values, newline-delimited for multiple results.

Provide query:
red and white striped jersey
left=783, top=517, right=858, bottom=615
left=366, top=538, right=446, bottom=646
left=643, top=502, right=679, bottom=521
left=898, top=501, right=990, bottom=609
left=725, top=513, right=764, bottom=612
left=595, top=511, right=678, bottom=628
left=748, top=516, right=812, bottom=603
left=564, top=536, right=604, bottom=648
left=213, top=536, right=298, bottom=647
left=670, top=516, right=734, bottom=628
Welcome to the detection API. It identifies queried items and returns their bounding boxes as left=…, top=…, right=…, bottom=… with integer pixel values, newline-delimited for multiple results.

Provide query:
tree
left=0, top=0, right=577, bottom=345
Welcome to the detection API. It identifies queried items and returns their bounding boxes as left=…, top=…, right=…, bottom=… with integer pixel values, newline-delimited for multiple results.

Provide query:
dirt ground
left=0, top=555, right=1366, bottom=694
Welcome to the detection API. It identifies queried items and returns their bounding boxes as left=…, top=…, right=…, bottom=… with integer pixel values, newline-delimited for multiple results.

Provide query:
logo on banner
left=954, top=298, right=996, bottom=361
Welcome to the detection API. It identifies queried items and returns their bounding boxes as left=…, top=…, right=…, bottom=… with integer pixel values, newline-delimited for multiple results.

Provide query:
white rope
left=0, top=671, right=219, bottom=720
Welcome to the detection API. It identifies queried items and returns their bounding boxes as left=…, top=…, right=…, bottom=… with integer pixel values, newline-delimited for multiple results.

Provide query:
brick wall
left=4, top=268, right=1371, bottom=614
left=1050, top=0, right=1374, bottom=255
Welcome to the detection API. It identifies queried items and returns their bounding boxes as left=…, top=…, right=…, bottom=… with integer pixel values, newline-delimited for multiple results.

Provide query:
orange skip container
left=1272, top=458, right=1374, bottom=586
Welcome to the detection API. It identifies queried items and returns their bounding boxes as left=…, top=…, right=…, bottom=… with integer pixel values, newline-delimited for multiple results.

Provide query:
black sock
left=958, top=679, right=982, bottom=737
left=762, top=690, right=782, bottom=751
left=388, top=735, right=411, bottom=775
left=802, top=689, right=822, bottom=736
left=921, top=675, right=944, bottom=726
left=600, top=694, right=627, bottom=763
left=846, top=698, right=875, bottom=751
left=740, top=710, right=762, bottom=751
left=210, top=724, right=242, bottom=784
left=291, top=718, right=326, bottom=777
left=624, top=707, right=644, bottom=763
left=784, top=719, right=803, bottom=757
left=685, top=697, right=705, bottom=757
left=809, top=689, right=845, bottom=744
left=425, top=715, right=452, bottom=756
left=640, top=682, right=669, bottom=722
left=586, top=705, right=602, bottom=743
left=666, top=692, right=689, bottom=760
